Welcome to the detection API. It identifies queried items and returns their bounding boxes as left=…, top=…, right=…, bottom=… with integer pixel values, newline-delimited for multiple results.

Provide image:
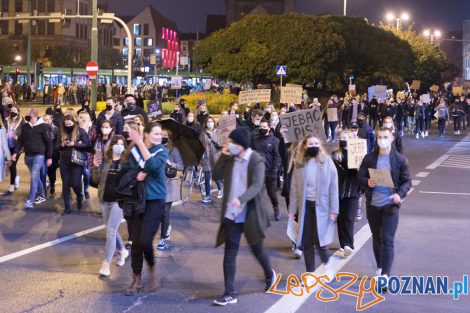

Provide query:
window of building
left=76, top=24, right=79, bottom=38
left=123, top=48, right=128, bottom=56
left=135, top=48, right=142, bottom=57
left=143, top=24, right=149, bottom=36
left=135, top=37, right=142, bottom=46
left=37, top=0, right=45, bottom=12
left=47, top=24, right=54, bottom=35
left=113, top=38, right=120, bottom=46
left=133, top=24, right=141, bottom=36
left=0, top=21, right=7, bottom=35
left=123, top=38, right=128, bottom=46
left=15, top=23, right=22, bottom=35
left=15, top=0, right=22, bottom=11
left=145, top=38, right=153, bottom=46
left=47, top=0, right=54, bottom=12
left=1, top=0, right=9, bottom=12
left=38, top=20, right=45, bottom=35
left=84, top=25, right=88, bottom=39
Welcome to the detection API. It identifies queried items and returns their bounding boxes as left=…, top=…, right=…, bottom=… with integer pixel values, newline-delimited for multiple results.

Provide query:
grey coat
left=213, top=151, right=271, bottom=247
left=289, top=156, right=339, bottom=247
left=200, top=129, right=220, bottom=172
left=165, top=146, right=184, bottom=203
left=0, top=127, right=12, bottom=182
left=91, top=161, right=112, bottom=203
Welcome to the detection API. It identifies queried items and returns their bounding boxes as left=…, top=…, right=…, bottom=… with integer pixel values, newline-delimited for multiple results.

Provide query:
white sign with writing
left=369, top=168, right=394, bottom=188
left=170, top=76, right=182, bottom=90
left=280, top=108, right=326, bottom=143
left=347, top=139, right=367, bottom=169
left=238, top=89, right=271, bottom=104
left=280, top=85, right=303, bottom=104
left=327, top=107, right=338, bottom=122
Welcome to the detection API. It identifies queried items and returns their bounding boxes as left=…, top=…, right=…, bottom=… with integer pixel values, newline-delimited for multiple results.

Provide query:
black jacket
left=57, top=128, right=90, bottom=164
left=121, top=107, right=148, bottom=124
left=15, top=120, right=53, bottom=158
left=97, top=111, right=124, bottom=135
left=332, top=152, right=361, bottom=199
left=357, top=148, right=411, bottom=208
left=253, top=133, right=281, bottom=177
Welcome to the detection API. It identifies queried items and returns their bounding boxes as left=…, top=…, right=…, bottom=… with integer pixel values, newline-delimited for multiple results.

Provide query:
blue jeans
left=24, top=155, right=45, bottom=202
left=204, top=171, right=222, bottom=197
left=82, top=166, right=90, bottom=194
left=39, top=160, right=47, bottom=195
left=101, top=202, right=124, bottom=262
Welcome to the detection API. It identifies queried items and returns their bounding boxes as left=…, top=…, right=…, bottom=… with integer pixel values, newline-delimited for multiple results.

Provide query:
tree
left=194, top=14, right=418, bottom=93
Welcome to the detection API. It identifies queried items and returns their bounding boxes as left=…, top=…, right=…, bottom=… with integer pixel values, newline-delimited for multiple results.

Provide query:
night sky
left=107, top=0, right=470, bottom=34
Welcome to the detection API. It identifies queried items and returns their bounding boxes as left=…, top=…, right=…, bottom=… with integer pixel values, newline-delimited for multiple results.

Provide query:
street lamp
left=423, top=29, right=442, bottom=44
left=14, top=55, right=22, bottom=62
left=386, top=12, right=410, bottom=30
left=343, top=0, right=347, bottom=16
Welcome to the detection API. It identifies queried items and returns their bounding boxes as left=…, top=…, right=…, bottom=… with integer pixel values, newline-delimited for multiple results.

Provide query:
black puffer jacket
left=332, top=151, right=361, bottom=199
left=253, top=133, right=281, bottom=177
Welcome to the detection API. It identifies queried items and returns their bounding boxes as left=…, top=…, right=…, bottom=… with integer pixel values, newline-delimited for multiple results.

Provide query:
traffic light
left=16, top=68, right=20, bottom=74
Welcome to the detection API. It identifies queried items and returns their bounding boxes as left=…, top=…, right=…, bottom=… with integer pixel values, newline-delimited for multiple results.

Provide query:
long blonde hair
left=332, top=130, right=357, bottom=163
left=294, top=134, right=326, bottom=168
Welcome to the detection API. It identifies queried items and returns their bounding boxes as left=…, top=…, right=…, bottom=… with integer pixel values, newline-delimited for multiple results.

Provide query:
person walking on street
left=200, top=117, right=223, bottom=203
left=4, top=106, right=24, bottom=195
left=212, top=128, right=275, bottom=306
left=43, top=112, right=60, bottom=196
left=288, top=134, right=339, bottom=275
left=436, top=97, right=450, bottom=138
left=0, top=118, right=12, bottom=184
left=91, top=135, right=129, bottom=277
left=357, top=127, right=411, bottom=288
left=253, top=119, right=282, bottom=221
left=13, top=108, right=53, bottom=209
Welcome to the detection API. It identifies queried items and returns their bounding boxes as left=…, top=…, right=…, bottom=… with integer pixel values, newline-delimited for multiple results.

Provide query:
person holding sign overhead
left=357, top=127, right=411, bottom=288
left=332, top=130, right=361, bottom=258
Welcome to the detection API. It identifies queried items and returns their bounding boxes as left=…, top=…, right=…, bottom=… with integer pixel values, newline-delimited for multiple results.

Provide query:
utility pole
left=90, top=0, right=98, bottom=110
left=26, top=1, right=33, bottom=84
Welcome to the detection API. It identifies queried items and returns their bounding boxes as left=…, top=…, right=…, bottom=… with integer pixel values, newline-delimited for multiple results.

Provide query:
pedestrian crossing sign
left=276, top=65, right=287, bottom=76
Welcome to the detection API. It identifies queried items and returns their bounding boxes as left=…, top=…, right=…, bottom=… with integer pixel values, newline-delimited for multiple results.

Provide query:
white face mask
left=187, top=116, right=194, bottom=123
left=207, top=122, right=214, bottom=129
left=112, top=144, right=125, bottom=155
left=102, top=128, right=112, bottom=135
left=377, top=139, right=391, bottom=150
left=271, top=115, right=279, bottom=122
left=383, top=123, right=393, bottom=128
left=254, top=120, right=261, bottom=126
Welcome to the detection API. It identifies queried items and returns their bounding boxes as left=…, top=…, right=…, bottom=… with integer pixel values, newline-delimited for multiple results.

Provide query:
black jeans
left=8, top=147, right=18, bottom=185
left=438, top=118, right=446, bottom=136
left=453, top=116, right=461, bottom=132
left=47, top=157, right=59, bottom=187
left=129, top=199, right=165, bottom=275
left=369, top=115, right=378, bottom=130
left=223, top=218, right=272, bottom=297
left=303, top=200, right=329, bottom=272
left=265, top=175, right=279, bottom=210
left=366, top=204, right=399, bottom=276
left=59, top=161, right=83, bottom=210
left=161, top=202, right=172, bottom=239
left=337, top=197, right=358, bottom=249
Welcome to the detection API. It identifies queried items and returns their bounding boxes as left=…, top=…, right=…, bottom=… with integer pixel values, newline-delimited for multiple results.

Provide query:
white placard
left=347, top=139, right=367, bottom=169
left=238, top=89, right=271, bottom=104
left=369, top=168, right=394, bottom=188
left=280, top=108, right=326, bottom=143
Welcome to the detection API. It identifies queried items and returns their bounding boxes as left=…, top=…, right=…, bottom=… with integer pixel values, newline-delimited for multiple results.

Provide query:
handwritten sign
left=280, top=108, right=326, bottom=143
left=238, top=89, right=271, bottom=104
left=327, top=107, right=338, bottom=122
left=280, top=85, right=303, bottom=104
left=369, top=168, right=394, bottom=188
left=349, top=84, right=356, bottom=96
left=217, top=115, right=236, bottom=146
left=453, top=86, right=463, bottom=96
left=397, top=91, right=406, bottom=100
left=287, top=218, right=299, bottom=242
left=411, top=80, right=421, bottom=90
left=430, top=85, right=439, bottom=93
left=422, top=94, right=431, bottom=104
left=170, top=76, right=182, bottom=90
left=147, top=100, right=163, bottom=119
left=347, top=139, right=367, bottom=169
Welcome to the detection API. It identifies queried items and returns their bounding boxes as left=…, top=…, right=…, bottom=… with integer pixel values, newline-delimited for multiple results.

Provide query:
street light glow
left=386, top=12, right=395, bottom=21
left=401, top=12, right=410, bottom=21
left=423, top=29, right=431, bottom=37
left=14, top=55, right=22, bottom=62
left=434, top=30, right=442, bottom=38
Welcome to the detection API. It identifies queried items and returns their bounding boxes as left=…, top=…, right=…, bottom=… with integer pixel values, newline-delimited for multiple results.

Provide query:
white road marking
left=0, top=189, right=219, bottom=264
left=426, top=154, right=449, bottom=170
left=419, top=191, right=470, bottom=196
left=412, top=180, right=421, bottom=186
left=416, top=172, right=429, bottom=178
left=265, top=225, right=372, bottom=313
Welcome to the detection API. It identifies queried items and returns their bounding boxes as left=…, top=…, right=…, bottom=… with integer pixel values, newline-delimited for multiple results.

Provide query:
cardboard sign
left=327, top=107, right=338, bottom=122
left=411, top=80, right=421, bottom=90
left=368, top=85, right=387, bottom=101
left=430, top=85, right=439, bottom=93
left=422, top=94, right=431, bottom=104
left=280, top=108, right=326, bottom=143
left=347, top=139, right=367, bottom=169
left=349, top=84, right=356, bottom=96
left=280, top=85, right=303, bottom=104
left=171, top=76, right=182, bottom=90
left=287, top=219, right=299, bottom=242
left=397, top=91, right=406, bottom=100
left=147, top=100, right=163, bottom=119
left=217, top=115, right=237, bottom=146
left=368, top=168, right=394, bottom=188
left=453, top=86, right=463, bottom=96
left=238, top=89, right=271, bottom=104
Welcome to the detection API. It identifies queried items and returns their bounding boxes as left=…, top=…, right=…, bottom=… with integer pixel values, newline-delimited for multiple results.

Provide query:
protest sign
left=411, top=80, right=421, bottom=90
left=397, top=91, right=406, bottom=100
left=170, top=76, right=182, bottom=89
left=217, top=115, right=237, bottom=146
left=430, top=85, right=439, bottom=93
left=280, top=85, right=303, bottom=104
left=453, top=86, right=463, bottom=96
left=369, top=168, right=394, bottom=188
left=368, top=85, right=387, bottom=101
left=347, top=139, right=367, bottom=169
left=422, top=94, right=431, bottom=103
left=146, top=100, right=163, bottom=119
left=280, top=108, right=326, bottom=143
left=327, top=107, right=338, bottom=122
left=238, top=89, right=271, bottom=104
left=349, top=85, right=356, bottom=96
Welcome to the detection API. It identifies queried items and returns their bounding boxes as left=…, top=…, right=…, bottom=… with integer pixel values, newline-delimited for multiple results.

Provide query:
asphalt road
left=0, top=125, right=469, bottom=313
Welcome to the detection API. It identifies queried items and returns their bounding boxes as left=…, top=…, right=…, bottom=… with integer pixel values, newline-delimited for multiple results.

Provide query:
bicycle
left=180, top=166, right=206, bottom=203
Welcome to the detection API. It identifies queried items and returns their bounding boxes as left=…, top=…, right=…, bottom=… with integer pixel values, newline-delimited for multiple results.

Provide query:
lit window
left=136, top=48, right=142, bottom=57
left=133, top=24, right=141, bottom=36
left=123, top=48, right=128, bottom=56
left=135, top=37, right=142, bottom=46
left=147, top=38, right=153, bottom=46
left=124, top=38, right=128, bottom=46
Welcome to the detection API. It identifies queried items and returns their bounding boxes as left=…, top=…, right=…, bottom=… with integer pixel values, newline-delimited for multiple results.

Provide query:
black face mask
left=65, top=125, right=74, bottom=132
left=127, top=103, right=136, bottom=111
left=259, top=128, right=269, bottom=137
left=357, top=120, right=364, bottom=126
left=10, top=112, right=18, bottom=118
left=25, top=115, right=31, bottom=122
left=307, top=147, right=320, bottom=158
left=339, top=140, right=348, bottom=149
left=161, top=137, right=169, bottom=145
left=122, top=131, right=129, bottom=139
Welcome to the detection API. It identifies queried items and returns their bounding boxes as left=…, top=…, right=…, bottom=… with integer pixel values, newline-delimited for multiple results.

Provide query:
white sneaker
left=99, top=260, right=111, bottom=276
left=14, top=176, right=20, bottom=189
left=156, top=238, right=167, bottom=251
left=217, top=189, right=223, bottom=199
left=425, top=131, right=428, bottom=137
left=115, top=249, right=129, bottom=266
left=202, top=196, right=211, bottom=203
left=343, top=246, right=353, bottom=257
left=355, top=208, right=362, bottom=221
left=165, top=225, right=172, bottom=240
left=323, top=259, right=335, bottom=281
left=293, top=248, right=303, bottom=259
left=375, top=268, right=382, bottom=276
left=416, top=133, right=419, bottom=139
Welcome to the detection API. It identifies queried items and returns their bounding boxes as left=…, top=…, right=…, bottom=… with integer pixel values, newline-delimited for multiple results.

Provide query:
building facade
left=225, top=0, right=296, bottom=25
left=463, top=20, right=470, bottom=80
left=114, top=5, right=179, bottom=75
